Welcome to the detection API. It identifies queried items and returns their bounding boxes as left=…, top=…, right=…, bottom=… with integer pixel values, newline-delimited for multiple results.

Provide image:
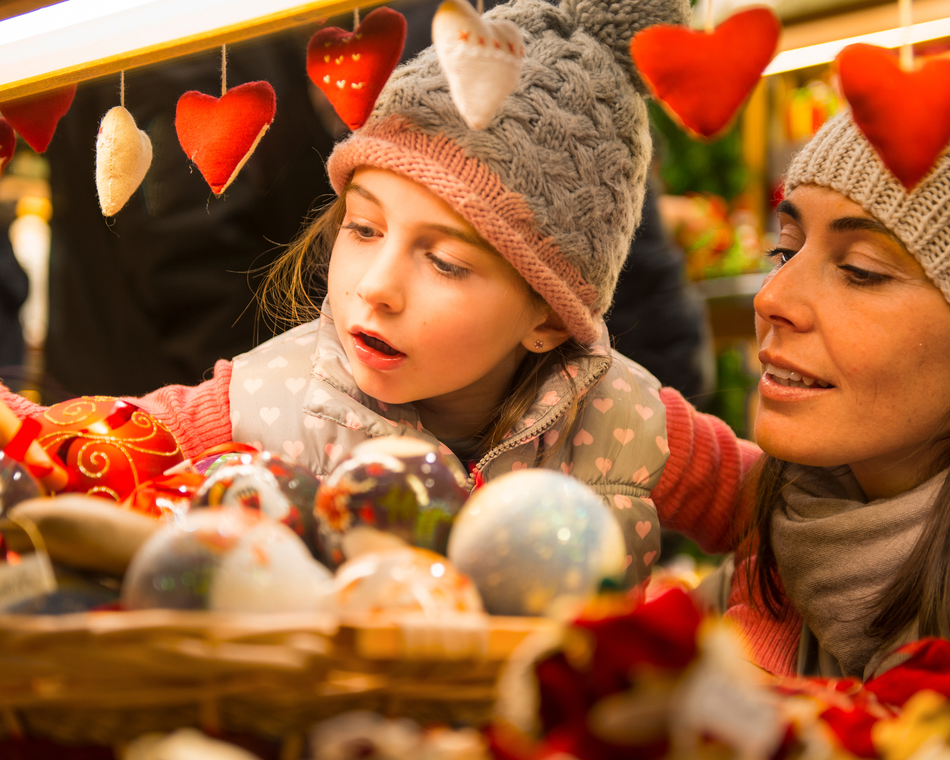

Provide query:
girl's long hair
left=257, top=191, right=603, bottom=461
left=746, top=435, right=950, bottom=649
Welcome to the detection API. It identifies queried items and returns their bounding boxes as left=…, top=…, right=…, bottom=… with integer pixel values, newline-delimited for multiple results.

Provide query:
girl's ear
left=522, top=310, right=572, bottom=353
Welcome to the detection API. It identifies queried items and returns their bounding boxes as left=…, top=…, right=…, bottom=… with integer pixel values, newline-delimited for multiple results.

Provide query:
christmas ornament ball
left=191, top=450, right=320, bottom=558
left=315, top=436, right=468, bottom=568
left=0, top=451, right=42, bottom=514
left=30, top=397, right=183, bottom=502
left=122, top=507, right=332, bottom=612
left=335, top=546, right=483, bottom=615
left=447, top=470, right=627, bottom=616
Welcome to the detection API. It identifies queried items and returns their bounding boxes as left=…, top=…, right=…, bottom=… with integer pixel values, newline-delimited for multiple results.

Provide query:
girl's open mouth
left=360, top=333, right=400, bottom=356
left=351, top=331, right=407, bottom=370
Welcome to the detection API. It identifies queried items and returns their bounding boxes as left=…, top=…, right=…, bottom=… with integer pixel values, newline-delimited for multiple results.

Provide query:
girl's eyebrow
left=346, top=183, right=381, bottom=206
left=423, top=223, right=491, bottom=251
left=346, top=182, right=493, bottom=252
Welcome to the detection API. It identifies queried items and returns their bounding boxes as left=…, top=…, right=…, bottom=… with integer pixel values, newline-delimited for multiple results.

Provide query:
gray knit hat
left=786, top=111, right=950, bottom=301
left=327, top=0, right=690, bottom=344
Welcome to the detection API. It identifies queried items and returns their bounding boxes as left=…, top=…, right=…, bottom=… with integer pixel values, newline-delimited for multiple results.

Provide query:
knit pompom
left=561, top=0, right=691, bottom=85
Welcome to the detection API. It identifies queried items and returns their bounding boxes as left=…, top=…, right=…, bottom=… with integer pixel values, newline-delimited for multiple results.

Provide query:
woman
left=654, top=110, right=950, bottom=681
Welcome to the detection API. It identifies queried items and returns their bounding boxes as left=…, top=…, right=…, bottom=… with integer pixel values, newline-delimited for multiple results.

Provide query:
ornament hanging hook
left=353, top=7, right=360, bottom=29
left=120, top=70, right=125, bottom=108
left=899, top=0, right=914, bottom=70
left=221, top=44, right=227, bottom=96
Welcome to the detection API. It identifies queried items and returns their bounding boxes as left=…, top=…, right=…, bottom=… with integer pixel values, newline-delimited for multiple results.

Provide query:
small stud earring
left=534, top=340, right=544, bottom=350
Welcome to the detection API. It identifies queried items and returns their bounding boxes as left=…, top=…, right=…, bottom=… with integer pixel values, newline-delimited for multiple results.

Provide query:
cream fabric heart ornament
left=432, top=0, right=524, bottom=130
left=96, top=106, right=153, bottom=217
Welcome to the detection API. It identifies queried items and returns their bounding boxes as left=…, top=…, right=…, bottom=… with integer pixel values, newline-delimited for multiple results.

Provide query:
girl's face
left=327, top=167, right=553, bottom=426
left=754, top=184, right=950, bottom=499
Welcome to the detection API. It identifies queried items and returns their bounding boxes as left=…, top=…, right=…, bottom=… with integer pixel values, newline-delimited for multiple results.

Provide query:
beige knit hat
left=327, top=0, right=690, bottom=345
left=786, top=111, right=950, bottom=301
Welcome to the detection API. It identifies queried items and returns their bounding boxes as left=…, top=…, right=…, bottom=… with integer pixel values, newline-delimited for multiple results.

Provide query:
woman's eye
left=838, top=264, right=889, bottom=286
left=766, top=247, right=797, bottom=265
left=427, top=252, right=468, bottom=279
left=343, top=222, right=378, bottom=241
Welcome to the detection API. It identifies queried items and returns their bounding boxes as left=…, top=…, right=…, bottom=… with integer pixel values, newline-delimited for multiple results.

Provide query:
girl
left=653, top=111, right=950, bottom=681
left=0, top=0, right=695, bottom=588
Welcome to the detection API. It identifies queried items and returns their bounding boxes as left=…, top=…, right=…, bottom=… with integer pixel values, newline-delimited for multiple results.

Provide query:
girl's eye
left=838, top=264, right=889, bottom=286
left=766, top=247, right=797, bottom=265
left=342, top=222, right=378, bottom=241
left=427, top=252, right=469, bottom=279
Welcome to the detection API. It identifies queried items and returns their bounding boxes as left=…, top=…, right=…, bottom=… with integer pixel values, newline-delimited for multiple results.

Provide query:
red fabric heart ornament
left=837, top=44, right=950, bottom=190
left=307, top=7, right=407, bottom=131
left=0, top=85, right=77, bottom=153
left=175, top=81, right=276, bottom=195
left=0, top=119, right=15, bottom=176
left=630, top=7, right=780, bottom=140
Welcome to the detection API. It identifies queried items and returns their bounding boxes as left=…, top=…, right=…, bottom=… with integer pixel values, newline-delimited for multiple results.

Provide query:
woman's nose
left=356, top=245, right=405, bottom=312
left=753, top=255, right=814, bottom=332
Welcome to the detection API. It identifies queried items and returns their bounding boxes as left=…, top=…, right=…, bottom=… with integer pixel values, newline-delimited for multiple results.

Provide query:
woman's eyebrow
left=829, top=215, right=897, bottom=241
left=775, top=199, right=800, bottom=221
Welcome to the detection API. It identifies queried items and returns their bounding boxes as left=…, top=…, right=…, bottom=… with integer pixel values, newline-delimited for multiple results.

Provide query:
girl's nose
left=753, top=255, right=815, bottom=333
left=356, top=244, right=405, bottom=312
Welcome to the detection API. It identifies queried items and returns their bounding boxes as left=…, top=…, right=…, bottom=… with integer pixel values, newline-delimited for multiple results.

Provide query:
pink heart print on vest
left=268, top=355, right=288, bottom=368
left=614, top=428, right=635, bottom=445
left=285, top=377, right=306, bottom=394
left=592, top=398, right=614, bottom=414
left=635, top=521, right=652, bottom=539
left=260, top=407, right=280, bottom=425
left=573, top=429, right=594, bottom=446
left=635, top=404, right=654, bottom=420
left=613, top=494, right=632, bottom=510
left=656, top=436, right=669, bottom=455
left=244, top=378, right=263, bottom=394
left=595, top=457, right=612, bottom=476
left=642, top=551, right=658, bottom=567
left=283, top=441, right=304, bottom=459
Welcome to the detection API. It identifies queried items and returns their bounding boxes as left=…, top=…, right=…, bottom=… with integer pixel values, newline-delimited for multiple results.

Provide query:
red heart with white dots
left=306, top=8, right=406, bottom=131
left=0, top=119, right=15, bottom=175
left=837, top=44, right=950, bottom=190
left=0, top=85, right=77, bottom=153
left=630, top=7, right=780, bottom=140
left=175, top=81, right=276, bottom=195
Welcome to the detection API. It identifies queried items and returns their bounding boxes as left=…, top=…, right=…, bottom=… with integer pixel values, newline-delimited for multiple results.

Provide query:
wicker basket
left=0, top=609, right=553, bottom=749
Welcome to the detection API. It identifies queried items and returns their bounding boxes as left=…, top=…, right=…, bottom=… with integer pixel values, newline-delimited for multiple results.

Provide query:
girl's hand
left=0, top=399, right=68, bottom=493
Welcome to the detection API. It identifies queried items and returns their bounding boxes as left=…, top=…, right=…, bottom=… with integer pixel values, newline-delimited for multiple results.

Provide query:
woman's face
left=327, top=167, right=552, bottom=426
left=754, top=184, right=950, bottom=499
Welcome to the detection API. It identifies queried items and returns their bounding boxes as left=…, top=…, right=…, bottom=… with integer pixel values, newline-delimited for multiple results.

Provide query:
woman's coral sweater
left=2, top=369, right=800, bottom=675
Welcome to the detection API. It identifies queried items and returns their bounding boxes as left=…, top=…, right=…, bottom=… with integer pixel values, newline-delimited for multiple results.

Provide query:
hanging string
left=221, top=44, right=227, bottom=96
left=899, top=0, right=914, bottom=70
left=119, top=71, right=125, bottom=109
left=353, top=7, right=360, bottom=29
left=704, top=0, right=715, bottom=34
left=477, top=0, right=484, bottom=14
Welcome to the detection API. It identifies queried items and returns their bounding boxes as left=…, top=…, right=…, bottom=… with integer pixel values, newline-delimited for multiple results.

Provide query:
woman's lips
left=351, top=331, right=407, bottom=370
left=759, top=371, right=834, bottom=401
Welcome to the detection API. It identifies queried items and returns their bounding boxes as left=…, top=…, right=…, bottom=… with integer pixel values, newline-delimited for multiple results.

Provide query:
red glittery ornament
left=30, top=397, right=184, bottom=502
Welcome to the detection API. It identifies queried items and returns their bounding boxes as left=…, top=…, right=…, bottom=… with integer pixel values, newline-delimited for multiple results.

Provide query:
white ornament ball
left=447, top=470, right=626, bottom=615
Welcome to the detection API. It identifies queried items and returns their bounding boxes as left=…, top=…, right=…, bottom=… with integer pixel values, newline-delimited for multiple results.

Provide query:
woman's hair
left=257, top=190, right=602, bottom=461
left=745, top=431, right=950, bottom=649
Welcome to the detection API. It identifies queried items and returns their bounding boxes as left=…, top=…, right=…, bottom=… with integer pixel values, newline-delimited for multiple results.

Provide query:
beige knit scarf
left=771, top=464, right=947, bottom=679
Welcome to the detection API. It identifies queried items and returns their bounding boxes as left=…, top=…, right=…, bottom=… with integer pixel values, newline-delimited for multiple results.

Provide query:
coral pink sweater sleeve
left=652, top=387, right=763, bottom=554
left=0, top=360, right=235, bottom=460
